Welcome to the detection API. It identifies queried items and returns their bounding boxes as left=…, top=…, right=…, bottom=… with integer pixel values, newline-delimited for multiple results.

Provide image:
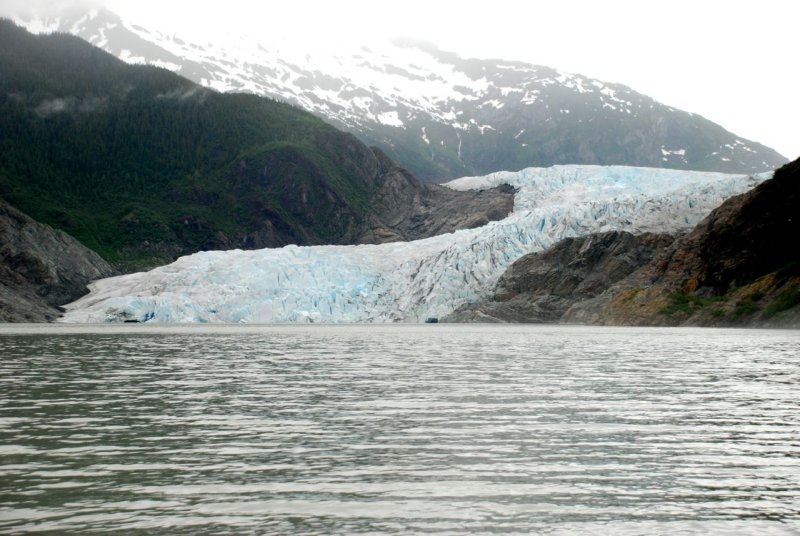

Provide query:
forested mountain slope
left=0, top=20, right=512, bottom=270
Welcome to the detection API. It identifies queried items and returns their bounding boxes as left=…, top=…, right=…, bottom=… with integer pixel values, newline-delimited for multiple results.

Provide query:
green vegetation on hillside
left=0, top=20, right=395, bottom=269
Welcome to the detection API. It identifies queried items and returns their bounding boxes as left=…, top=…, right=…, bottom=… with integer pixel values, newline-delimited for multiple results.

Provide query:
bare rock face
left=362, top=154, right=515, bottom=243
left=574, top=157, right=800, bottom=327
left=0, top=201, right=114, bottom=322
left=444, top=231, right=673, bottom=323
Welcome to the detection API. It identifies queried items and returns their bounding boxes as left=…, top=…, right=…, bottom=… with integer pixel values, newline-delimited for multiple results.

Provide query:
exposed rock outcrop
left=0, top=200, right=114, bottom=322
left=570, top=158, right=800, bottom=327
left=359, top=150, right=515, bottom=243
left=444, top=231, right=673, bottom=323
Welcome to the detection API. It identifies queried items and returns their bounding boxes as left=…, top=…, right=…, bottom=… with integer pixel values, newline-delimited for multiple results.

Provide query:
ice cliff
left=61, top=165, right=767, bottom=323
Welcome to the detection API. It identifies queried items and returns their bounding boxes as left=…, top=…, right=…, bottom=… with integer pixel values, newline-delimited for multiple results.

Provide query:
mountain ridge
left=7, top=6, right=787, bottom=180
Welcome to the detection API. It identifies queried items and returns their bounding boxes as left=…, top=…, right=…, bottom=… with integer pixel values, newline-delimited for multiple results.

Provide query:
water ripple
left=1, top=324, right=799, bottom=534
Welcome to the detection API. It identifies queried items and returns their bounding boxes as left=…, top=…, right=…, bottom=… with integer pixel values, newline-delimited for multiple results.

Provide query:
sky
left=9, top=0, right=800, bottom=160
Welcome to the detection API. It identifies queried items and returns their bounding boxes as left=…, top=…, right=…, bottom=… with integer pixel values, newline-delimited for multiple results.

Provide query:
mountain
left=0, top=199, right=114, bottom=322
left=0, top=20, right=513, bottom=271
left=60, top=165, right=765, bottom=323
left=7, top=6, right=787, bottom=180
left=448, top=158, right=800, bottom=327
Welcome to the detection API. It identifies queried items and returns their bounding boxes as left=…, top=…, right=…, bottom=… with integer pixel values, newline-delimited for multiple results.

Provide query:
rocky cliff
left=449, top=158, right=800, bottom=327
left=359, top=150, right=515, bottom=243
left=444, top=231, right=674, bottom=323
left=572, top=158, right=800, bottom=327
left=0, top=200, right=114, bottom=322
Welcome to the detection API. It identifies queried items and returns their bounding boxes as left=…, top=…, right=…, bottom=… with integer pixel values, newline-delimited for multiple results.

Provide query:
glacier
left=61, top=165, right=768, bottom=324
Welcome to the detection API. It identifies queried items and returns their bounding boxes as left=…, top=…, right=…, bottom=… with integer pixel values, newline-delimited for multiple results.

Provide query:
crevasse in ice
left=61, top=165, right=768, bottom=323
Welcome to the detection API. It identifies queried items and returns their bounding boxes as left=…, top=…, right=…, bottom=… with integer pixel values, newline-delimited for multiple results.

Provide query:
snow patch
left=119, top=49, right=147, bottom=64
left=500, top=87, right=522, bottom=96
left=520, top=91, right=540, bottom=105
left=661, top=147, right=686, bottom=157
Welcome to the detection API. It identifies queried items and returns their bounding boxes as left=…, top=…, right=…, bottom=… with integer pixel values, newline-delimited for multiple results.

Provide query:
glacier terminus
left=61, top=166, right=768, bottom=324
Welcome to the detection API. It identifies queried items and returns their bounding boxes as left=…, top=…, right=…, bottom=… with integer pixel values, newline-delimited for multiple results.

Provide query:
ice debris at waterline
left=62, top=165, right=768, bottom=323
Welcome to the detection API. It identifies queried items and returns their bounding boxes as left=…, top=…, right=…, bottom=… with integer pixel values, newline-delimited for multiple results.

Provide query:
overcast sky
left=14, top=0, right=800, bottom=160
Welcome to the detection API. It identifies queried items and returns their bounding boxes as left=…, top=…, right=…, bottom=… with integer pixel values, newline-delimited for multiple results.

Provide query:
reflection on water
left=1, top=324, right=799, bottom=534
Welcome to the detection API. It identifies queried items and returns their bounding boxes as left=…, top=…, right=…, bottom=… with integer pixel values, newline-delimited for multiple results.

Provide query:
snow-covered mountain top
left=13, top=8, right=565, bottom=106
left=9, top=6, right=784, bottom=179
left=61, top=165, right=766, bottom=324
left=7, top=3, right=788, bottom=182
left=0, top=9, right=690, bottom=128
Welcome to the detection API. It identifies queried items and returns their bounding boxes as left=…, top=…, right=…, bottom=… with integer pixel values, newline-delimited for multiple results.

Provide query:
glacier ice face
left=61, top=165, right=768, bottom=324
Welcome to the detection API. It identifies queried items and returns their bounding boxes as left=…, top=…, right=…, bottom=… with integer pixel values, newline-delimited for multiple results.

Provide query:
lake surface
left=1, top=324, right=799, bottom=535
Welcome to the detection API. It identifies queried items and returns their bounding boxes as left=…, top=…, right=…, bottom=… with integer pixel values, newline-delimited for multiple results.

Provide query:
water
left=1, top=324, right=799, bottom=535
